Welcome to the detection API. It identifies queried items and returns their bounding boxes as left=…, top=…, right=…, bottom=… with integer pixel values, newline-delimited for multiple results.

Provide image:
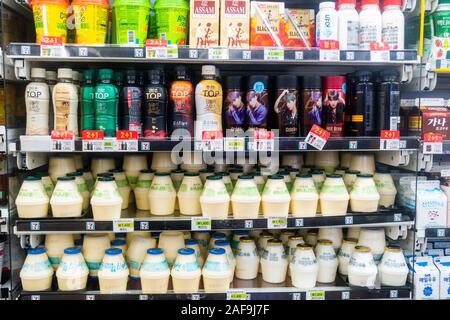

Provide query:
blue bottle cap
left=214, top=240, right=230, bottom=247
left=64, top=247, right=81, bottom=255
left=208, top=248, right=226, bottom=255
left=185, top=239, right=199, bottom=245
left=211, top=232, right=227, bottom=239
left=28, top=247, right=46, bottom=255
left=147, top=248, right=164, bottom=255
left=234, top=230, right=249, bottom=236
left=111, top=239, right=126, bottom=246
left=105, top=248, right=122, bottom=255
left=178, top=248, right=195, bottom=255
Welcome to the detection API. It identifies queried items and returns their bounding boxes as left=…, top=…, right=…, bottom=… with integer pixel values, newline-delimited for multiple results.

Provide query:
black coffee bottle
left=377, top=69, right=401, bottom=132
left=143, top=69, right=168, bottom=138
left=351, top=71, right=375, bottom=136
left=120, top=70, right=143, bottom=135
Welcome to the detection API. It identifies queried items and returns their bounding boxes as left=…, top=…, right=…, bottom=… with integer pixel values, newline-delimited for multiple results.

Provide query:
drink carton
left=416, top=181, right=447, bottom=230
left=434, top=256, right=450, bottom=299
left=190, top=0, right=220, bottom=48
left=446, top=248, right=450, bottom=256
left=284, top=9, right=315, bottom=48
left=250, top=1, right=286, bottom=47
left=425, top=249, right=445, bottom=257
left=408, top=256, right=440, bottom=300
left=220, top=0, right=250, bottom=48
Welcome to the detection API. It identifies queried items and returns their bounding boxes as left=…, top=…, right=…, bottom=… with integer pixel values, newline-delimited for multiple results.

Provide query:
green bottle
left=81, top=70, right=96, bottom=131
left=154, top=0, right=189, bottom=45
left=94, top=69, right=119, bottom=137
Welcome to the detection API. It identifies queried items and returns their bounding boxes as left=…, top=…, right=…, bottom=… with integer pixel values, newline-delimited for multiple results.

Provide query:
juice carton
left=415, top=181, right=447, bottom=230
left=220, top=0, right=250, bottom=48
left=434, top=256, right=450, bottom=299
left=190, top=0, right=220, bottom=48
left=284, top=9, right=315, bottom=48
left=250, top=1, right=286, bottom=47
left=408, top=256, right=440, bottom=300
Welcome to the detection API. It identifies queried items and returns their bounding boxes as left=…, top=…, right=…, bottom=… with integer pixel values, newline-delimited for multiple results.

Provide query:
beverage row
left=15, top=152, right=396, bottom=220
left=25, top=65, right=403, bottom=139
left=20, top=228, right=408, bottom=293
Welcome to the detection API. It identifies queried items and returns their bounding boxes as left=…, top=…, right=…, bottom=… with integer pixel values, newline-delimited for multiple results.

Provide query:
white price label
left=264, top=48, right=284, bottom=61
left=86, top=222, right=95, bottom=231
left=51, top=139, right=74, bottom=152
left=423, top=141, right=443, bottom=154
left=82, top=138, right=118, bottom=152
left=248, top=139, right=274, bottom=152
left=295, top=219, right=304, bottom=227
left=370, top=50, right=390, bottom=62
left=306, top=290, right=325, bottom=300
left=223, top=137, right=245, bottom=152
left=305, top=133, right=327, bottom=150
left=227, top=290, right=248, bottom=300
left=40, top=45, right=66, bottom=57
left=30, top=222, right=40, bottom=231
left=195, top=140, right=223, bottom=152
left=267, top=217, right=287, bottom=229
left=113, top=219, right=134, bottom=233
left=319, top=49, right=339, bottom=61
left=208, top=48, right=229, bottom=60
left=441, top=170, right=450, bottom=177
left=191, top=217, right=212, bottom=231
left=116, top=140, right=138, bottom=152
left=380, top=139, right=400, bottom=150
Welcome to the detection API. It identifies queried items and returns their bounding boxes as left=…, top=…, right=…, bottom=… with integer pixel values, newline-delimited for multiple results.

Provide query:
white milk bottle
left=49, top=156, right=76, bottom=183
left=337, top=238, right=357, bottom=276
left=122, top=155, right=148, bottom=189
left=66, top=172, right=90, bottom=211
left=347, top=227, right=361, bottom=240
left=25, top=68, right=50, bottom=135
left=148, top=172, right=176, bottom=216
left=72, top=155, right=84, bottom=171
left=278, top=171, right=293, bottom=192
left=90, top=158, right=115, bottom=178
left=199, top=168, right=215, bottom=184
left=110, top=169, right=131, bottom=209
left=195, top=65, right=223, bottom=141
left=231, top=175, right=261, bottom=219
left=16, top=176, right=49, bottom=218
left=281, top=154, right=304, bottom=170
left=320, top=174, right=349, bottom=216
left=235, top=237, right=259, bottom=280
left=20, top=248, right=54, bottom=291
left=193, top=231, right=211, bottom=259
left=337, top=0, right=359, bottom=50
left=315, top=239, right=338, bottom=283
left=316, top=2, right=339, bottom=46
left=314, top=152, right=339, bottom=174
left=209, top=232, right=228, bottom=248
left=200, top=175, right=230, bottom=219
left=343, top=169, right=360, bottom=192
left=381, top=0, right=404, bottom=49
left=111, top=239, right=127, bottom=254
left=202, top=248, right=232, bottom=293
left=229, top=168, right=244, bottom=186
left=90, top=176, right=123, bottom=220
left=38, top=172, right=54, bottom=198
left=290, top=244, right=318, bottom=289
left=78, top=168, right=95, bottom=192
left=260, top=239, right=288, bottom=284
left=214, top=240, right=236, bottom=283
left=45, top=234, right=75, bottom=269
left=171, top=248, right=201, bottom=293
left=56, top=247, right=89, bottom=291
left=134, top=169, right=154, bottom=211
left=126, top=231, right=151, bottom=248
left=373, top=171, right=397, bottom=208
left=140, top=248, right=171, bottom=293
left=185, top=239, right=204, bottom=268
left=171, top=169, right=185, bottom=211
left=261, top=175, right=291, bottom=218
left=287, top=235, right=304, bottom=276
left=349, top=153, right=375, bottom=174
left=359, top=0, right=382, bottom=49
left=158, top=231, right=186, bottom=265
left=216, top=172, right=234, bottom=195
left=98, top=248, right=129, bottom=293
left=126, top=235, right=156, bottom=278
left=305, top=230, right=318, bottom=246
left=350, top=174, right=380, bottom=212
left=232, top=230, right=249, bottom=253
left=50, top=176, right=83, bottom=217
left=347, top=246, right=378, bottom=287
left=178, top=173, right=203, bottom=216
left=53, top=68, right=79, bottom=136
left=252, top=172, right=266, bottom=194
left=290, top=173, right=319, bottom=217
left=82, top=234, right=110, bottom=277
left=318, top=228, right=343, bottom=252
left=357, top=228, right=385, bottom=264
left=378, top=245, right=408, bottom=286
left=151, top=152, right=177, bottom=173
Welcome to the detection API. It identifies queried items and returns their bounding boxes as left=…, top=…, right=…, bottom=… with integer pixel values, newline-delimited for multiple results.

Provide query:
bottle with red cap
left=322, top=76, right=346, bottom=137
left=381, top=0, right=404, bottom=50
left=337, top=0, right=360, bottom=50
left=359, top=0, right=382, bottom=50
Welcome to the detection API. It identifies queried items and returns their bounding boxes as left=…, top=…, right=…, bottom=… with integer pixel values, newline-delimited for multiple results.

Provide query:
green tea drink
left=94, top=69, right=119, bottom=137
left=112, top=0, right=150, bottom=44
left=154, top=0, right=189, bottom=45
left=81, top=70, right=96, bottom=131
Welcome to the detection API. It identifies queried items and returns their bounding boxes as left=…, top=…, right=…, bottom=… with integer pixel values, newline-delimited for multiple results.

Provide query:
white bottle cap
left=57, top=68, right=73, bottom=79
left=46, top=71, right=57, bottom=81
left=31, top=68, right=46, bottom=79
left=202, top=65, right=216, bottom=76
left=319, top=1, right=337, bottom=9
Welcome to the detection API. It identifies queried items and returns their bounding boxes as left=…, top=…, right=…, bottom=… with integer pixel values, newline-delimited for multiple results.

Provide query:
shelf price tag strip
left=50, top=130, right=74, bottom=152
left=380, top=130, right=400, bottom=150
left=116, top=130, right=138, bottom=152
left=195, top=131, right=223, bottom=152
left=249, top=130, right=275, bottom=152
left=226, top=289, right=249, bottom=300
left=191, top=217, right=212, bottom=231
left=370, top=42, right=390, bottom=62
left=306, top=289, right=325, bottom=300
left=319, top=41, right=340, bottom=61
left=267, top=217, right=287, bottom=229
left=145, top=40, right=178, bottom=59
left=113, top=218, right=134, bottom=233
left=423, top=133, right=443, bottom=154
left=40, top=36, right=66, bottom=57
left=305, top=125, right=330, bottom=150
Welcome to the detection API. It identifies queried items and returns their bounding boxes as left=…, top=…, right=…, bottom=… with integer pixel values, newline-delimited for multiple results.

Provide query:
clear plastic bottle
left=337, top=0, right=359, bottom=50
left=316, top=2, right=339, bottom=46
left=359, top=0, right=382, bottom=50
left=25, top=68, right=50, bottom=135
left=381, top=0, right=404, bottom=49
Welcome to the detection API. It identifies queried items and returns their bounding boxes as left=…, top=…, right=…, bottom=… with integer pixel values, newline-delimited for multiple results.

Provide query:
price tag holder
left=264, top=48, right=284, bottom=61
left=40, top=36, right=66, bottom=57
left=191, top=217, right=212, bottom=231
left=370, top=42, right=390, bottom=62
left=82, top=130, right=107, bottom=152
left=208, top=48, right=229, bottom=60
left=249, top=130, right=275, bottom=151
left=195, top=131, right=223, bottom=151
left=226, top=289, right=248, bottom=300
left=50, top=130, right=74, bottom=152
left=306, top=290, right=326, bottom=300
left=319, top=40, right=340, bottom=61
left=305, top=125, right=330, bottom=150
left=380, top=130, right=400, bottom=150
left=145, top=43, right=178, bottom=59
left=116, top=130, right=138, bottom=152
left=267, top=217, right=288, bottom=229
left=113, top=218, right=134, bottom=233
left=423, top=133, right=443, bottom=154
left=223, top=137, right=245, bottom=152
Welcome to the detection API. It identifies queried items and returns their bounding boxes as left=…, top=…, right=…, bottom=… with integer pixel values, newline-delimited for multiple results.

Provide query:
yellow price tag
left=113, top=219, right=134, bottom=232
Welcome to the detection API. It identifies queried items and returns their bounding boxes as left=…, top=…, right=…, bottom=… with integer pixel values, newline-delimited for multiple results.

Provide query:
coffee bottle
left=322, top=76, right=346, bottom=137
left=224, top=76, right=245, bottom=134
left=351, top=71, right=375, bottom=136
left=246, top=75, right=269, bottom=130
left=26, top=68, right=50, bottom=135
left=120, top=70, right=143, bottom=135
left=301, top=76, right=322, bottom=136
left=377, top=69, right=401, bottom=132
left=169, top=66, right=194, bottom=138
left=274, top=75, right=299, bottom=137
left=143, top=69, right=168, bottom=138
left=94, top=69, right=119, bottom=137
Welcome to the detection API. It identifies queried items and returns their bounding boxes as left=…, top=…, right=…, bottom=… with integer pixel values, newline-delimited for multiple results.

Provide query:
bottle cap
left=72, top=70, right=80, bottom=82
left=175, top=65, right=189, bottom=80
left=276, top=75, right=298, bottom=89
left=31, top=68, right=46, bottom=79
left=338, top=0, right=356, bottom=6
left=125, top=70, right=137, bottom=84
left=140, top=169, right=155, bottom=174
left=83, top=70, right=95, bottom=83
left=28, top=247, right=46, bottom=255
left=238, top=175, right=254, bottom=180
left=24, top=176, right=40, bottom=181
left=57, top=176, right=75, bottom=181
left=355, top=71, right=372, bottom=81
left=105, top=248, right=122, bottom=255
left=320, top=1, right=337, bottom=9
left=178, top=248, right=195, bottom=255
left=226, top=76, right=243, bottom=89
left=67, top=171, right=83, bottom=177
left=185, top=239, right=199, bottom=245
left=148, top=248, right=164, bottom=255
left=268, top=174, right=284, bottom=180
left=154, top=172, right=170, bottom=176
left=147, top=69, right=161, bottom=83
left=361, top=0, right=379, bottom=6
left=302, top=76, right=322, bottom=89
left=46, top=70, right=57, bottom=81
left=57, top=68, right=73, bottom=79
left=234, top=230, right=249, bottom=236
left=211, top=232, right=227, bottom=239
left=111, top=239, right=126, bottom=246
left=380, top=69, right=399, bottom=82
left=248, top=75, right=269, bottom=89
left=383, top=0, right=401, bottom=6
left=98, top=176, right=115, bottom=182
left=97, top=69, right=114, bottom=81
left=206, top=175, right=222, bottom=181
left=202, top=65, right=216, bottom=76
left=357, top=174, right=373, bottom=178
left=64, top=247, right=81, bottom=255
left=208, top=248, right=226, bottom=255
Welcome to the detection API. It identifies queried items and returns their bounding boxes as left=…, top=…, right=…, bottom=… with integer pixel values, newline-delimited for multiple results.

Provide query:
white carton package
left=433, top=256, right=450, bottom=299
left=408, top=256, right=440, bottom=300
left=446, top=249, right=450, bottom=256
left=415, top=181, right=447, bottom=230
left=425, top=249, right=445, bottom=257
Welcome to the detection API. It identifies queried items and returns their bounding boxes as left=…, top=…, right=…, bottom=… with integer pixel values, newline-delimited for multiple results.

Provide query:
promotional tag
left=40, top=36, right=66, bottom=57
left=380, top=130, right=400, bottom=150
left=319, top=40, right=340, bottom=61
left=305, top=125, right=330, bottom=150
left=370, top=42, right=390, bottom=62
left=423, top=133, right=443, bottom=154
left=50, top=130, right=74, bottom=151
left=116, top=130, right=138, bottom=152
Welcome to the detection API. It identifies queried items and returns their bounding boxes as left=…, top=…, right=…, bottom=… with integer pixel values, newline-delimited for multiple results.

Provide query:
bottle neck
left=59, top=78, right=72, bottom=83
left=362, top=4, right=380, bottom=10
left=31, top=77, right=46, bottom=83
left=203, top=75, right=215, bottom=80
left=338, top=4, right=356, bottom=10
left=383, top=5, right=401, bottom=10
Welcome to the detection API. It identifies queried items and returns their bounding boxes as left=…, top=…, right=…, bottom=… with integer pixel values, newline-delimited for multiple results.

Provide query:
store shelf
left=425, top=228, right=450, bottom=238
left=6, top=44, right=420, bottom=66
left=18, top=276, right=411, bottom=300
left=17, top=136, right=421, bottom=153
left=14, top=208, right=414, bottom=234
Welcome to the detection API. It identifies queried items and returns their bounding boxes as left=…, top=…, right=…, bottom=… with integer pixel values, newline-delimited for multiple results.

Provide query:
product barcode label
left=223, top=137, right=245, bottom=152
left=191, top=217, right=212, bottom=231
left=127, top=30, right=135, bottom=44
left=21, top=45, right=31, bottom=55
left=248, top=139, right=274, bottom=152
left=380, top=130, right=400, bottom=150
left=30, top=222, right=40, bottom=231
left=227, top=290, right=248, bottom=300
left=306, top=290, right=325, bottom=300
left=346, top=51, right=355, bottom=60
left=267, top=217, right=287, bottom=229
left=441, top=170, right=450, bottom=177
left=113, top=219, right=134, bottom=233
left=295, top=219, right=304, bottom=227
left=305, top=125, right=330, bottom=150
left=390, top=117, right=400, bottom=130
left=140, top=222, right=149, bottom=230
left=437, top=229, right=446, bottom=237
left=86, top=222, right=95, bottom=231
left=51, top=139, right=74, bottom=152
left=195, top=140, right=223, bottom=152
left=349, top=141, right=358, bottom=149
left=208, top=48, right=229, bottom=60
left=423, top=133, right=443, bottom=154
left=341, top=292, right=350, bottom=300
left=264, top=48, right=284, bottom=61
left=116, top=140, right=138, bottom=152
left=82, top=139, right=118, bottom=151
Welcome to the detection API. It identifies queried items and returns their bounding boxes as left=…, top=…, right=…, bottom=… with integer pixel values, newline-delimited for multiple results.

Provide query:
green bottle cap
left=98, top=69, right=114, bottom=81
left=83, top=70, right=95, bottom=83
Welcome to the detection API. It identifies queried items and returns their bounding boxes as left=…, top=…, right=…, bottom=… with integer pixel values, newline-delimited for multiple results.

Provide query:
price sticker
left=208, top=48, right=229, bottom=60
left=394, top=213, right=402, bottom=222
left=380, top=130, right=400, bottom=150
left=305, top=125, right=330, bottom=150
left=370, top=42, right=390, bottom=62
left=299, top=142, right=307, bottom=150
left=21, top=45, right=31, bottom=55
left=113, top=219, right=134, bottom=233
left=264, top=48, right=284, bottom=61
left=116, top=130, right=139, bottom=152
left=40, top=36, right=66, bottom=57
left=267, top=217, right=287, bottom=229
left=319, top=40, right=340, bottom=61
left=223, top=137, right=245, bottom=152
left=423, top=133, right=443, bottom=154
left=82, top=130, right=104, bottom=140
left=195, top=131, right=223, bottom=151
left=31, top=295, right=41, bottom=300
left=396, top=51, right=405, bottom=60
left=249, top=130, right=275, bottom=151
left=227, top=290, right=248, bottom=300
left=50, top=130, right=74, bottom=152
left=191, top=217, right=212, bottom=231
left=306, top=290, right=325, bottom=300
left=191, top=294, right=200, bottom=300
left=441, top=170, right=450, bottom=177
left=139, top=295, right=149, bottom=300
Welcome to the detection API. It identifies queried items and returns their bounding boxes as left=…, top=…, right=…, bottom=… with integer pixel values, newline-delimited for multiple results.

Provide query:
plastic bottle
left=94, top=69, right=119, bottom=137
left=431, top=0, right=450, bottom=38
left=120, top=70, right=143, bottom=135
left=81, top=70, right=96, bottom=131
left=337, top=0, right=359, bottom=50
left=112, top=0, right=150, bottom=44
left=350, top=71, right=375, bottom=136
left=377, top=69, right=400, bottom=132
left=46, top=71, right=57, bottom=131
left=143, top=69, right=168, bottom=138
left=316, top=2, right=339, bottom=46
left=359, top=0, right=382, bottom=50
left=52, top=68, right=79, bottom=135
left=322, top=76, right=346, bottom=137
left=381, top=0, right=404, bottom=50
left=246, top=75, right=269, bottom=130
left=31, top=0, right=69, bottom=43
left=168, top=66, right=195, bottom=138
left=223, top=76, right=245, bottom=134
left=72, top=0, right=109, bottom=44
left=274, top=75, right=299, bottom=137
left=195, top=65, right=223, bottom=141
left=302, top=76, right=322, bottom=135
left=153, top=0, right=189, bottom=45
left=26, top=68, right=50, bottom=135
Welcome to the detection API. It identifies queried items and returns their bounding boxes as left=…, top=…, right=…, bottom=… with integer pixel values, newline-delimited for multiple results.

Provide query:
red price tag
left=310, top=125, right=331, bottom=140
left=320, top=40, right=340, bottom=50
left=254, top=130, right=274, bottom=140
left=370, top=42, right=389, bottom=51
left=116, top=130, right=138, bottom=140
left=380, top=130, right=400, bottom=140
left=305, top=125, right=330, bottom=150
left=145, top=39, right=167, bottom=47
left=40, top=36, right=63, bottom=46
left=202, top=131, right=223, bottom=140
left=424, top=133, right=443, bottom=143
left=82, top=130, right=104, bottom=140
left=51, top=130, right=74, bottom=140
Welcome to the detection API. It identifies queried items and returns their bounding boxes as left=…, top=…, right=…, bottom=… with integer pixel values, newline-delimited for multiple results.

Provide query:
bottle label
left=140, top=260, right=169, bottom=272
left=274, top=89, right=299, bottom=137
left=320, top=184, right=347, bottom=194
left=382, top=23, right=400, bottom=49
left=136, top=180, right=151, bottom=188
left=179, top=183, right=203, bottom=193
left=346, top=20, right=359, bottom=49
left=170, top=81, right=194, bottom=137
left=246, top=88, right=269, bottom=128
left=202, top=186, right=228, bottom=197
left=224, top=89, right=245, bottom=131
left=359, top=24, right=380, bottom=49
left=150, top=183, right=174, bottom=193
left=302, top=89, right=323, bottom=135
left=233, top=185, right=259, bottom=197
left=143, top=86, right=168, bottom=138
